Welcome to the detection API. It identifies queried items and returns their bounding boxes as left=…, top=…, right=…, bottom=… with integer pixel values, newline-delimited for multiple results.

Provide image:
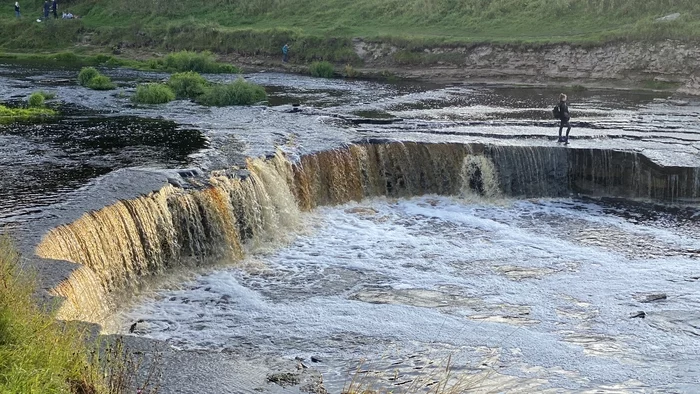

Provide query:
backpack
left=552, top=105, right=560, bottom=119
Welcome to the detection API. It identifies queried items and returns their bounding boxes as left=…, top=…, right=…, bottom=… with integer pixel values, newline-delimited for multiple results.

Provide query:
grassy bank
left=1, top=0, right=698, bottom=63
left=0, top=235, right=161, bottom=393
left=0, top=235, right=99, bottom=392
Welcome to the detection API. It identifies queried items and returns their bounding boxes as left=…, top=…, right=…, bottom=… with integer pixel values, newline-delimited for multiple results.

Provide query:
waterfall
left=34, top=142, right=700, bottom=324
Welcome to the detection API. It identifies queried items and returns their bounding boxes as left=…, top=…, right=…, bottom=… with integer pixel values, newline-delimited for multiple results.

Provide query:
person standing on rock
left=556, top=93, right=571, bottom=144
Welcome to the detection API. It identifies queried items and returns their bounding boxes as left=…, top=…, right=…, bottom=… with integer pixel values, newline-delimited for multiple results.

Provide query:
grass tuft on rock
left=86, top=75, right=117, bottom=90
left=78, top=67, right=100, bottom=86
left=78, top=67, right=116, bottom=90
left=28, top=92, right=45, bottom=108
left=167, top=71, right=209, bottom=99
left=196, top=78, right=267, bottom=106
left=132, top=83, right=176, bottom=104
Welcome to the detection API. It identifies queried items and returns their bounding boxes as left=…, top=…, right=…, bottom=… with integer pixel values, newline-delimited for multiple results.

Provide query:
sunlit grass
left=0, top=235, right=97, bottom=393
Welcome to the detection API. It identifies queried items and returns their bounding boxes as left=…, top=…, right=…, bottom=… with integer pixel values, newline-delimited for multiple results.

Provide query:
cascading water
left=36, top=142, right=700, bottom=325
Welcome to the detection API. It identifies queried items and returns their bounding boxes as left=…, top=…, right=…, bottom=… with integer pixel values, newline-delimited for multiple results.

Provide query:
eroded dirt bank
left=203, top=39, right=700, bottom=94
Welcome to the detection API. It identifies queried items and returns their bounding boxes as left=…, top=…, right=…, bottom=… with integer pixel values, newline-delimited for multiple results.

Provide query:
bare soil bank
left=158, top=39, right=699, bottom=94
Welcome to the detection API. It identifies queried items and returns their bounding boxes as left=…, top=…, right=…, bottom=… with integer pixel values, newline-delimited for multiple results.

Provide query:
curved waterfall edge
left=33, top=141, right=700, bottom=325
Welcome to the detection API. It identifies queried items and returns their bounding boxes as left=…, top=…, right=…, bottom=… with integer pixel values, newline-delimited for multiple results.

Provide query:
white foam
left=121, top=196, right=700, bottom=392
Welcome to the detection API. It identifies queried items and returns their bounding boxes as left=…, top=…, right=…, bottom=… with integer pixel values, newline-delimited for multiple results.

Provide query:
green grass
left=3, top=0, right=700, bottom=45
left=0, top=104, right=56, bottom=123
left=78, top=67, right=116, bottom=90
left=86, top=75, right=117, bottom=90
left=196, top=78, right=267, bottom=106
left=0, top=0, right=699, bottom=70
left=309, top=61, right=335, bottom=78
left=167, top=71, right=210, bottom=99
left=78, top=67, right=100, bottom=85
left=0, top=235, right=161, bottom=393
left=28, top=92, right=45, bottom=107
left=132, top=83, right=176, bottom=104
left=0, top=235, right=98, bottom=393
left=157, top=51, right=239, bottom=73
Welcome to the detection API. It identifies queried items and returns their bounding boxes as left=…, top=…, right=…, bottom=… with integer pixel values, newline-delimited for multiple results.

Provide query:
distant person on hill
left=14, top=2, right=20, bottom=18
left=556, top=93, right=571, bottom=144
left=51, top=0, right=57, bottom=19
left=282, top=43, right=289, bottom=63
left=42, top=0, right=49, bottom=20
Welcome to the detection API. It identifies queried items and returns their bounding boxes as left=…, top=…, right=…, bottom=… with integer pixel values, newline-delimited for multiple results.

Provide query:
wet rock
left=630, top=311, right=646, bottom=319
left=345, top=207, right=378, bottom=215
left=166, top=177, right=182, bottom=188
left=635, top=293, right=667, bottom=303
left=267, top=372, right=300, bottom=387
left=129, top=319, right=146, bottom=333
left=310, top=356, right=322, bottom=363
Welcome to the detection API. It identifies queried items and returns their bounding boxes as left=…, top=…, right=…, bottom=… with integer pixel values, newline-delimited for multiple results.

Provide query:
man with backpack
left=553, top=93, right=571, bottom=144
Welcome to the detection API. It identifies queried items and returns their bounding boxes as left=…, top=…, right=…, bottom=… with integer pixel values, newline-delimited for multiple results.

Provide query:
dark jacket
left=51, top=0, right=57, bottom=12
left=43, top=1, right=50, bottom=14
left=558, top=101, right=570, bottom=121
left=15, top=4, right=20, bottom=12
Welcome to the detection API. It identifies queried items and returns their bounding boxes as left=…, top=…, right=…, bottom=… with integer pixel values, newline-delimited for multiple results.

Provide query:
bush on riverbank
left=196, top=78, right=267, bottom=106
left=132, top=83, right=176, bottom=104
left=78, top=67, right=116, bottom=90
left=167, top=71, right=209, bottom=99
left=309, top=61, right=335, bottom=78
left=151, top=51, right=239, bottom=73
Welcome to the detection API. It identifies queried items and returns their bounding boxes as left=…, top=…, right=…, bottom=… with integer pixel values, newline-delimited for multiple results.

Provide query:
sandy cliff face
left=354, top=40, right=700, bottom=93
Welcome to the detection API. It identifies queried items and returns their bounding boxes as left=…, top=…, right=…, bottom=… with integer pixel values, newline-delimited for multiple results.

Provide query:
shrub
left=309, top=61, right=335, bottom=78
left=162, top=50, right=239, bottom=73
left=132, top=83, right=176, bottom=104
left=78, top=67, right=116, bottom=90
left=196, top=78, right=267, bottom=106
left=168, top=71, right=209, bottom=99
left=78, top=66, right=99, bottom=86
left=27, top=92, right=45, bottom=108
left=86, top=75, right=116, bottom=90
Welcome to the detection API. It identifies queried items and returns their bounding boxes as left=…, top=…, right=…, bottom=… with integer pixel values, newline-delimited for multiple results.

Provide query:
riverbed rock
left=629, top=311, right=646, bottom=319
left=635, top=293, right=668, bottom=303
left=267, top=372, right=300, bottom=386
